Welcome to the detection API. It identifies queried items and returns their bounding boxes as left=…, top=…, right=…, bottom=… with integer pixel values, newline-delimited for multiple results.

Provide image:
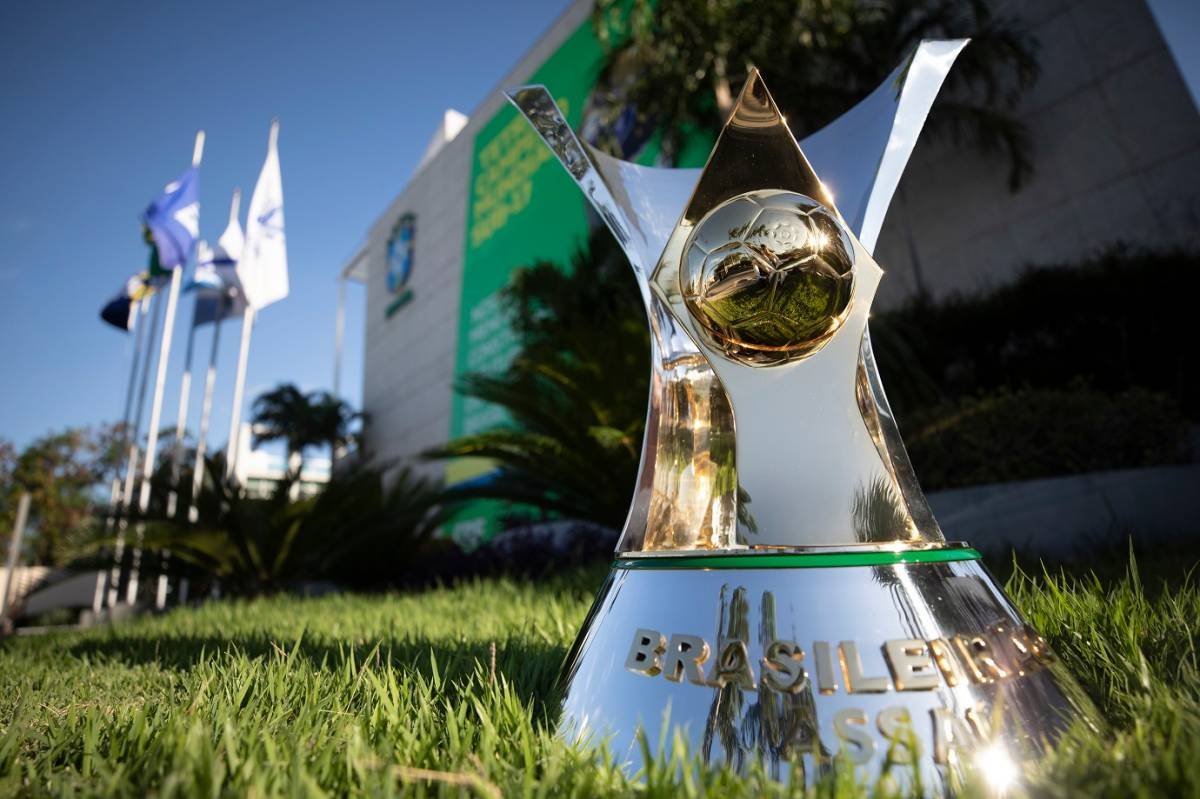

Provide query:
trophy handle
left=506, top=86, right=738, bottom=550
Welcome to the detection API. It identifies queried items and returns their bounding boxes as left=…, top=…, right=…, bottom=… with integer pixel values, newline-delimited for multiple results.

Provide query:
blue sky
left=0, top=0, right=571, bottom=450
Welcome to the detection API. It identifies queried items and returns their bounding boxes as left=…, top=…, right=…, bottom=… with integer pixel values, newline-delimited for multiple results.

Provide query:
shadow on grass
left=65, top=630, right=571, bottom=723
left=49, top=565, right=617, bottom=724
left=981, top=534, right=1200, bottom=592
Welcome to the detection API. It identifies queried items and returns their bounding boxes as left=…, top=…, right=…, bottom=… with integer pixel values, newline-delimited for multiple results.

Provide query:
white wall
left=874, top=0, right=1200, bottom=305
left=357, top=1, right=593, bottom=479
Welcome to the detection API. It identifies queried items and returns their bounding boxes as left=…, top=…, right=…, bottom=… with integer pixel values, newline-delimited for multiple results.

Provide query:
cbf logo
left=258, top=206, right=284, bottom=237
left=385, top=213, right=415, bottom=317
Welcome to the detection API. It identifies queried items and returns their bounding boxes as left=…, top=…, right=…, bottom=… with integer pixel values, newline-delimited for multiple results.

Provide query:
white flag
left=213, top=199, right=245, bottom=289
left=238, top=120, right=288, bottom=309
left=190, top=241, right=224, bottom=291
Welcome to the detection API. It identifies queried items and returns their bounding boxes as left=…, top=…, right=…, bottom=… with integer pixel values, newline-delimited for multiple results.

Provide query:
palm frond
left=428, top=226, right=647, bottom=529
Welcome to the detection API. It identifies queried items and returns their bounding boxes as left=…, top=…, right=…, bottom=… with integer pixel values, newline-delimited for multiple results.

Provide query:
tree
left=91, top=421, right=135, bottom=488
left=306, top=391, right=362, bottom=461
left=250, top=384, right=361, bottom=482
left=592, top=0, right=1039, bottom=188
left=250, top=384, right=310, bottom=473
left=0, top=438, right=17, bottom=553
left=7, top=428, right=111, bottom=565
left=427, top=226, right=650, bottom=529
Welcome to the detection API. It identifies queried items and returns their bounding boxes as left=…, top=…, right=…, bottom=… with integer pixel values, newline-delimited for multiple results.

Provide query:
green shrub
left=134, top=460, right=445, bottom=595
left=903, top=386, right=1189, bottom=490
left=874, top=246, right=1200, bottom=421
left=436, top=239, right=1198, bottom=528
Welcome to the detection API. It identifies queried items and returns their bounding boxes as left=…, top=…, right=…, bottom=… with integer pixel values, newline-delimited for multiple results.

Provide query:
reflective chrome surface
left=650, top=71, right=929, bottom=546
left=508, top=41, right=966, bottom=551
left=560, top=559, right=1099, bottom=788
left=511, top=41, right=1095, bottom=789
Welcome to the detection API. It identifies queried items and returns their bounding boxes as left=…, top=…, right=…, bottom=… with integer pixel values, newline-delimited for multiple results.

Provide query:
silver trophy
left=509, top=41, right=1096, bottom=791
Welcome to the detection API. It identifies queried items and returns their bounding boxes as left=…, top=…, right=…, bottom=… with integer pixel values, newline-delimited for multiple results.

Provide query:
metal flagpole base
left=558, top=544, right=1098, bottom=791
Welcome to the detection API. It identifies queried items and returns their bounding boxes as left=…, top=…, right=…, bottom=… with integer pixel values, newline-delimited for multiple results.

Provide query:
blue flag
left=142, top=167, right=199, bottom=269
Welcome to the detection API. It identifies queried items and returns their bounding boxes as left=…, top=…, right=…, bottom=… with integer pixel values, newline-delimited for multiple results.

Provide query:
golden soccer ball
left=681, top=190, right=855, bottom=365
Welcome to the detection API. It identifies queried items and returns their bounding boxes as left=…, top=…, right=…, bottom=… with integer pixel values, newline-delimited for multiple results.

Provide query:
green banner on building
left=446, top=22, right=605, bottom=547
left=447, top=18, right=710, bottom=547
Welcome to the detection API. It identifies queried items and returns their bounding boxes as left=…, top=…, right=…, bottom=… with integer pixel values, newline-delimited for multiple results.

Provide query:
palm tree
left=591, top=0, right=1039, bottom=188
left=250, top=383, right=311, bottom=490
left=425, top=227, right=650, bottom=529
left=250, top=384, right=362, bottom=490
left=306, top=391, right=362, bottom=465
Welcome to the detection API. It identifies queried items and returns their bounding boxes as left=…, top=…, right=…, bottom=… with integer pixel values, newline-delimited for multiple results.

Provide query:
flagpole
left=192, top=131, right=206, bottom=170
left=225, top=306, right=255, bottom=480
left=127, top=129, right=204, bottom=607
left=190, top=300, right=224, bottom=516
left=227, top=117, right=283, bottom=482
left=0, top=493, right=32, bottom=625
left=332, top=276, right=347, bottom=472
left=166, top=301, right=198, bottom=520
left=334, top=277, right=345, bottom=398
left=108, top=290, right=160, bottom=607
left=154, top=297, right=197, bottom=610
left=128, top=264, right=181, bottom=604
left=190, top=188, right=240, bottom=517
left=93, top=297, right=148, bottom=614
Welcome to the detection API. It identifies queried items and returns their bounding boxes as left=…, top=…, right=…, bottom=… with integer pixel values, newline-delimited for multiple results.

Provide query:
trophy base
left=559, top=545, right=1097, bottom=791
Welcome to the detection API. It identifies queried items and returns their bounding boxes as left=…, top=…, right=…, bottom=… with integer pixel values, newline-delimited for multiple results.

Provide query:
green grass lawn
left=0, top=554, right=1197, bottom=797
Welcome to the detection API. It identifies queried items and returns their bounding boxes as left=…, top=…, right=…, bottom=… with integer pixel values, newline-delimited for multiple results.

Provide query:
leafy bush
left=436, top=238, right=1197, bottom=532
left=903, top=386, right=1189, bottom=490
left=137, top=459, right=445, bottom=595
left=427, top=227, right=649, bottom=529
left=873, top=246, right=1200, bottom=421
